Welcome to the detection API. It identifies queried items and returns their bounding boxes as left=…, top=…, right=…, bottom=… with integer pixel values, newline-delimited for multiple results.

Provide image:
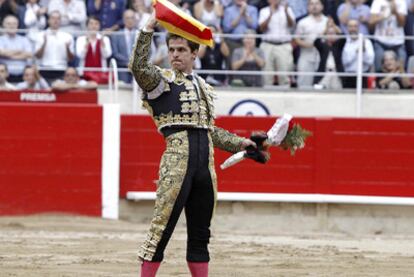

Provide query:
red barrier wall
left=120, top=115, right=414, bottom=198
left=0, top=103, right=103, bottom=216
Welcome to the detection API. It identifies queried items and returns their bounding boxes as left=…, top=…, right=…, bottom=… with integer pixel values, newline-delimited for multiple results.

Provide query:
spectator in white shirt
left=48, top=0, right=87, bottom=33
left=22, top=0, right=47, bottom=47
left=259, top=0, right=295, bottom=87
left=341, top=19, right=374, bottom=88
left=369, top=0, right=407, bottom=72
left=75, top=16, right=112, bottom=84
left=35, top=11, right=75, bottom=83
left=294, top=0, right=328, bottom=88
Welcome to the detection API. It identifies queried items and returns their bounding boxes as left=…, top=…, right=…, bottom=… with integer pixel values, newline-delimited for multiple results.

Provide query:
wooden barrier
left=120, top=115, right=414, bottom=198
left=1, top=109, right=413, bottom=216
left=0, top=103, right=120, bottom=217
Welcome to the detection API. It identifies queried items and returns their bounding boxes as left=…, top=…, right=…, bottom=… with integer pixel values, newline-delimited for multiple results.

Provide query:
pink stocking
left=187, top=262, right=208, bottom=277
left=140, top=261, right=161, bottom=277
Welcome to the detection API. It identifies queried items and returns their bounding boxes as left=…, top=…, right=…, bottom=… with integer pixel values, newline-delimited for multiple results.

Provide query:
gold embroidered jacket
left=129, top=30, right=245, bottom=153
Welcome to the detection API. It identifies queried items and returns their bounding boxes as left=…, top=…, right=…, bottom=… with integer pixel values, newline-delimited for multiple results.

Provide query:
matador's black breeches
left=138, top=128, right=217, bottom=262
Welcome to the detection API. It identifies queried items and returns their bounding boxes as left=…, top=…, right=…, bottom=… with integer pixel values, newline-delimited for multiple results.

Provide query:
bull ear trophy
left=279, top=123, right=312, bottom=156
left=220, top=114, right=312, bottom=169
left=153, top=0, right=214, bottom=47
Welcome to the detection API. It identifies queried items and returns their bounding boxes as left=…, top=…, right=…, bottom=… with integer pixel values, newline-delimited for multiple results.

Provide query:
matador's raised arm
left=128, top=31, right=162, bottom=92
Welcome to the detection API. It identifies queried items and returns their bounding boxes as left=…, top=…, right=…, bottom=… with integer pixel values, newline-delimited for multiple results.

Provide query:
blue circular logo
left=229, top=99, right=270, bottom=116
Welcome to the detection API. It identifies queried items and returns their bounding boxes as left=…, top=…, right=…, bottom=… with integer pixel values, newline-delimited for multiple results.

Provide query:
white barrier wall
left=98, top=88, right=414, bottom=118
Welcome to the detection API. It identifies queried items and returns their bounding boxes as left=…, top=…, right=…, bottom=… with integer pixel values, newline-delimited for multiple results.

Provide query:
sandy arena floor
left=0, top=215, right=413, bottom=277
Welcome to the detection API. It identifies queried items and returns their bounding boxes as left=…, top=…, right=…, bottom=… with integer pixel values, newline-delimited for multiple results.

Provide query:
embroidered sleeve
left=128, top=30, right=164, bottom=93
left=211, top=126, right=245, bottom=153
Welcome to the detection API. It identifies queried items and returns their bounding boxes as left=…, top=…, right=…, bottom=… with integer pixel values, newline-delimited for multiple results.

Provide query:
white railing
left=126, top=191, right=414, bottom=206
left=356, top=33, right=364, bottom=117
left=108, top=58, right=119, bottom=103
left=132, top=79, right=140, bottom=114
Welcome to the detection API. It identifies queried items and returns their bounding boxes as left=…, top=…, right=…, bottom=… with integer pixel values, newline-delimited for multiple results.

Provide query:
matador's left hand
left=244, top=132, right=271, bottom=164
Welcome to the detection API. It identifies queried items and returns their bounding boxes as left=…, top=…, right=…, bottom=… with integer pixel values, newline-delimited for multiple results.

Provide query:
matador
left=129, top=12, right=259, bottom=277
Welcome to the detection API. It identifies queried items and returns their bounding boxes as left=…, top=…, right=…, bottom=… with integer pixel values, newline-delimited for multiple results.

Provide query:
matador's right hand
left=144, top=10, right=158, bottom=32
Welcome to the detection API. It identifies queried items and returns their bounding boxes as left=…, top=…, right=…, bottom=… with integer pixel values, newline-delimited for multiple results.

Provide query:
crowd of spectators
left=0, top=0, right=413, bottom=91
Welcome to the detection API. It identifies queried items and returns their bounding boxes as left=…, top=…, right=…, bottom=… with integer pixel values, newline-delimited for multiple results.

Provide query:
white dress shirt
left=35, top=29, right=75, bottom=68
left=342, top=37, right=375, bottom=72
left=259, top=5, right=295, bottom=43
